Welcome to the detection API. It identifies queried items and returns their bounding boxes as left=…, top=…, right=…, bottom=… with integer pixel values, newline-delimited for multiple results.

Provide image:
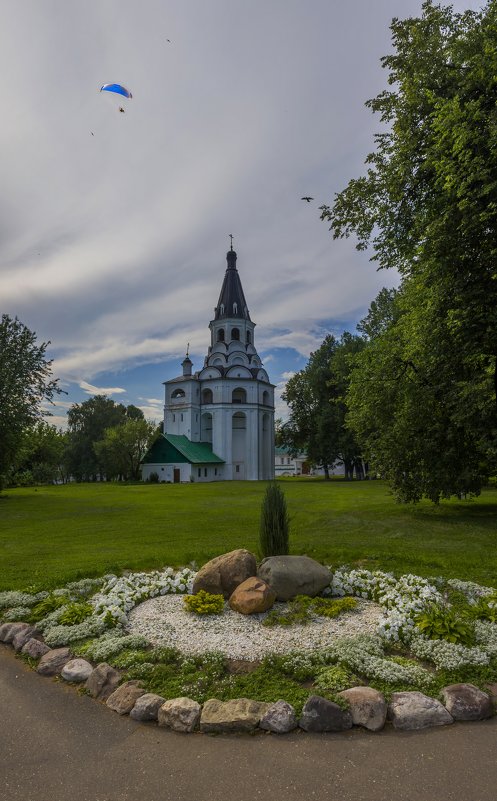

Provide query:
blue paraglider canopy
left=100, top=83, right=133, bottom=99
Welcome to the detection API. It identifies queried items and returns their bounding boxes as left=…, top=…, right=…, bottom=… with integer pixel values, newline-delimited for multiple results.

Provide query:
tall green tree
left=66, top=396, right=128, bottom=480
left=94, top=419, right=157, bottom=481
left=10, top=422, right=69, bottom=486
left=321, top=1, right=497, bottom=500
left=281, top=334, right=365, bottom=478
left=0, top=315, right=62, bottom=490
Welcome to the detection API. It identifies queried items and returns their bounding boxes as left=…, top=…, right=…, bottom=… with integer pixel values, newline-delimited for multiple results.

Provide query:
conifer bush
left=259, top=481, right=290, bottom=559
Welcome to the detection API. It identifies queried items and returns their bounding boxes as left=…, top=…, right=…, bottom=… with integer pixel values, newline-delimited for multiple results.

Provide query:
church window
left=172, top=388, right=185, bottom=399
left=214, top=467, right=218, bottom=476
left=173, top=414, right=176, bottom=422
left=281, top=457, right=284, bottom=465
left=181, top=413, right=184, bottom=422
left=287, top=458, right=291, bottom=465
left=198, top=468, right=201, bottom=478
left=236, top=465, right=240, bottom=473
left=202, top=388, right=213, bottom=404
left=246, top=331, right=251, bottom=345
left=217, top=328, right=225, bottom=342
left=232, top=387, right=246, bottom=404
left=204, top=468, right=208, bottom=477
left=231, top=327, right=240, bottom=340
left=220, top=303, right=224, bottom=315
left=233, top=302, right=238, bottom=314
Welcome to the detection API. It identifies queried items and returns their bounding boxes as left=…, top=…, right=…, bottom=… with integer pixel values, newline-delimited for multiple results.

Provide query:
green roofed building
left=141, top=245, right=275, bottom=483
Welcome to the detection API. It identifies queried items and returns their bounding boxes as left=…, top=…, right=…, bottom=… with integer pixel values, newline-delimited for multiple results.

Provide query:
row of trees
left=0, top=315, right=158, bottom=488
left=282, top=1, right=497, bottom=502
left=8, top=396, right=158, bottom=487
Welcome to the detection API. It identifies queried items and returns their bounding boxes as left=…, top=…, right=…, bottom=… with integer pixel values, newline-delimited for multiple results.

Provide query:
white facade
left=158, top=248, right=275, bottom=481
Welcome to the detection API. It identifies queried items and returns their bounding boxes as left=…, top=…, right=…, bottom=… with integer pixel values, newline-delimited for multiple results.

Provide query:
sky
left=0, top=0, right=483, bottom=427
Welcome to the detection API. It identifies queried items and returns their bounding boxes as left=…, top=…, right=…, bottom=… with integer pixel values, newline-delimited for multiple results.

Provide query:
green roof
left=142, top=434, right=224, bottom=465
left=275, top=446, right=307, bottom=458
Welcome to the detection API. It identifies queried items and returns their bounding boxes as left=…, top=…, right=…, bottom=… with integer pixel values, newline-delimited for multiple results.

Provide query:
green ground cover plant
left=262, top=594, right=357, bottom=627
left=1, top=479, right=497, bottom=591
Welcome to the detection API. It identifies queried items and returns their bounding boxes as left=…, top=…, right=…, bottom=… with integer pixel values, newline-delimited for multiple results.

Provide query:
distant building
left=141, top=246, right=275, bottom=482
left=274, top=446, right=309, bottom=477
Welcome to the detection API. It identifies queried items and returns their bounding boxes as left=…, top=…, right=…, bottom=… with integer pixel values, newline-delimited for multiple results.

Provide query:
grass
left=1, top=478, right=497, bottom=591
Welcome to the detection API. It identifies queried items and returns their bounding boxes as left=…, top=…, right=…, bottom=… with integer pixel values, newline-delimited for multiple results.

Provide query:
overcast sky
left=0, top=0, right=482, bottom=426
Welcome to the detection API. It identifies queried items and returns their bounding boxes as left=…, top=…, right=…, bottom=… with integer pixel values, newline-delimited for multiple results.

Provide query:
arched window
left=246, top=331, right=251, bottom=345
left=262, top=390, right=270, bottom=406
left=232, top=387, right=247, bottom=404
left=219, top=303, right=225, bottom=315
left=233, top=302, right=238, bottom=315
left=217, top=328, right=225, bottom=342
left=231, top=327, right=240, bottom=341
left=202, top=388, right=213, bottom=404
left=171, top=388, right=185, bottom=399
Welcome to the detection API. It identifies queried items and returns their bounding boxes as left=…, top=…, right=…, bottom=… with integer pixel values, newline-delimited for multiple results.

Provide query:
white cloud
left=79, top=380, right=127, bottom=396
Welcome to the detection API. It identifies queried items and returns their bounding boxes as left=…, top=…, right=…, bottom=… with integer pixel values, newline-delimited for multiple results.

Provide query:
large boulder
left=259, top=700, right=298, bottom=733
left=200, top=698, right=270, bottom=733
left=130, top=693, right=166, bottom=722
left=85, top=663, right=121, bottom=700
left=61, top=659, right=94, bottom=683
left=36, top=647, right=72, bottom=676
left=441, top=684, right=493, bottom=721
left=229, top=577, right=276, bottom=615
left=388, top=692, right=453, bottom=731
left=257, top=556, right=332, bottom=601
left=21, top=638, right=50, bottom=659
left=12, top=626, right=42, bottom=653
left=106, top=681, right=145, bottom=715
left=338, top=687, right=387, bottom=731
left=158, top=698, right=202, bottom=732
left=0, top=622, right=31, bottom=644
left=299, top=695, right=353, bottom=732
left=192, top=549, right=257, bottom=599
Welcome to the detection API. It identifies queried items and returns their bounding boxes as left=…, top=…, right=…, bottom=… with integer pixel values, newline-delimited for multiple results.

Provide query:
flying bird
left=119, top=107, right=125, bottom=113
left=90, top=131, right=94, bottom=136
left=301, top=196, right=313, bottom=202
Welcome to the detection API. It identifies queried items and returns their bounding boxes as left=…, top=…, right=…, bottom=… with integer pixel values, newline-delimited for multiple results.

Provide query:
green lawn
left=1, top=479, right=496, bottom=591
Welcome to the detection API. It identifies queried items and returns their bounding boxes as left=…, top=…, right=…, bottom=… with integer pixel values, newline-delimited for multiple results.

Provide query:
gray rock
left=106, top=681, right=145, bottom=715
left=388, top=692, right=453, bottom=731
left=21, top=638, right=50, bottom=659
left=61, top=658, right=94, bottom=682
left=37, top=647, right=72, bottom=676
left=200, top=698, right=271, bottom=733
left=338, top=686, right=387, bottom=731
left=158, top=697, right=202, bottom=732
left=0, top=622, right=31, bottom=644
left=299, top=695, right=353, bottom=732
left=257, top=556, right=332, bottom=601
left=441, top=684, right=493, bottom=721
left=259, top=700, right=298, bottom=733
left=192, top=549, right=257, bottom=599
left=13, top=626, right=41, bottom=652
left=85, top=663, right=121, bottom=700
left=130, top=693, right=166, bottom=721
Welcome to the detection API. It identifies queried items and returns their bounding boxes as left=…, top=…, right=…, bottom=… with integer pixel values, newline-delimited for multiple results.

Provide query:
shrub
left=415, top=604, right=474, bottom=646
left=58, top=602, right=94, bottom=625
left=183, top=590, right=224, bottom=615
left=259, top=482, right=290, bottom=558
left=28, top=593, right=68, bottom=623
left=147, top=471, right=160, bottom=483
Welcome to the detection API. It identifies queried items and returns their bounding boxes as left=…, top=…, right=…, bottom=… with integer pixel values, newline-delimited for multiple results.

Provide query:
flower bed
left=1, top=565, right=496, bottom=727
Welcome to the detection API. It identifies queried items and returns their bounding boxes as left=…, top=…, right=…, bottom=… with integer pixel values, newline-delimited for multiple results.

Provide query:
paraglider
left=100, top=83, right=132, bottom=112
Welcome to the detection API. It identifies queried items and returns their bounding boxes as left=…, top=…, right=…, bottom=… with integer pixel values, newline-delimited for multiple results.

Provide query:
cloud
left=79, top=380, right=127, bottom=396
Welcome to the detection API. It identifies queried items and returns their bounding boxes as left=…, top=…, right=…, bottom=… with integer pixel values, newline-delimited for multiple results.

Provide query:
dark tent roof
left=214, top=249, right=251, bottom=321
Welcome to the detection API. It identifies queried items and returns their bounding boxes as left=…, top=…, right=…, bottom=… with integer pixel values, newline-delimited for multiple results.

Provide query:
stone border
left=1, top=621, right=496, bottom=735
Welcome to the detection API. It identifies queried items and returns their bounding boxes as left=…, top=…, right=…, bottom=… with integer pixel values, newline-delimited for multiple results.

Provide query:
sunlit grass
left=1, top=478, right=496, bottom=590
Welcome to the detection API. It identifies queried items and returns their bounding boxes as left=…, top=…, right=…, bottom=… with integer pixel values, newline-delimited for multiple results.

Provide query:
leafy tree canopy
left=320, top=1, right=497, bottom=501
left=0, top=315, right=62, bottom=489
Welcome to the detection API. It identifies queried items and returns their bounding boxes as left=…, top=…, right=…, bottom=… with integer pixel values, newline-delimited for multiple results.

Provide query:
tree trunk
left=323, top=464, right=330, bottom=480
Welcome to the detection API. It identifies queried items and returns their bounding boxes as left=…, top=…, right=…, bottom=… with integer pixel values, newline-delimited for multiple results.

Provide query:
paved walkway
left=1, top=644, right=496, bottom=801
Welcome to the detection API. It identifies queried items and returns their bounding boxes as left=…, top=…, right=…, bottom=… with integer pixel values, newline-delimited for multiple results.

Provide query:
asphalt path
left=1, top=644, right=496, bottom=801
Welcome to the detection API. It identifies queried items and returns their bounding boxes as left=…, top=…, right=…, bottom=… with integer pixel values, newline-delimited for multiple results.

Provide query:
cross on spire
left=229, top=233, right=234, bottom=251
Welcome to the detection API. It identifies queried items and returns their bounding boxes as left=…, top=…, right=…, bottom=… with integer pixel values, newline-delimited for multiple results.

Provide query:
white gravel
left=126, top=596, right=383, bottom=661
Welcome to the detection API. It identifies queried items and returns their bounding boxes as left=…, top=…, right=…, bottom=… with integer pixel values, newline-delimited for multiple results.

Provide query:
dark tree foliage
left=66, top=396, right=128, bottom=481
left=0, top=315, right=62, bottom=490
left=281, top=334, right=365, bottom=479
left=321, top=1, right=497, bottom=501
